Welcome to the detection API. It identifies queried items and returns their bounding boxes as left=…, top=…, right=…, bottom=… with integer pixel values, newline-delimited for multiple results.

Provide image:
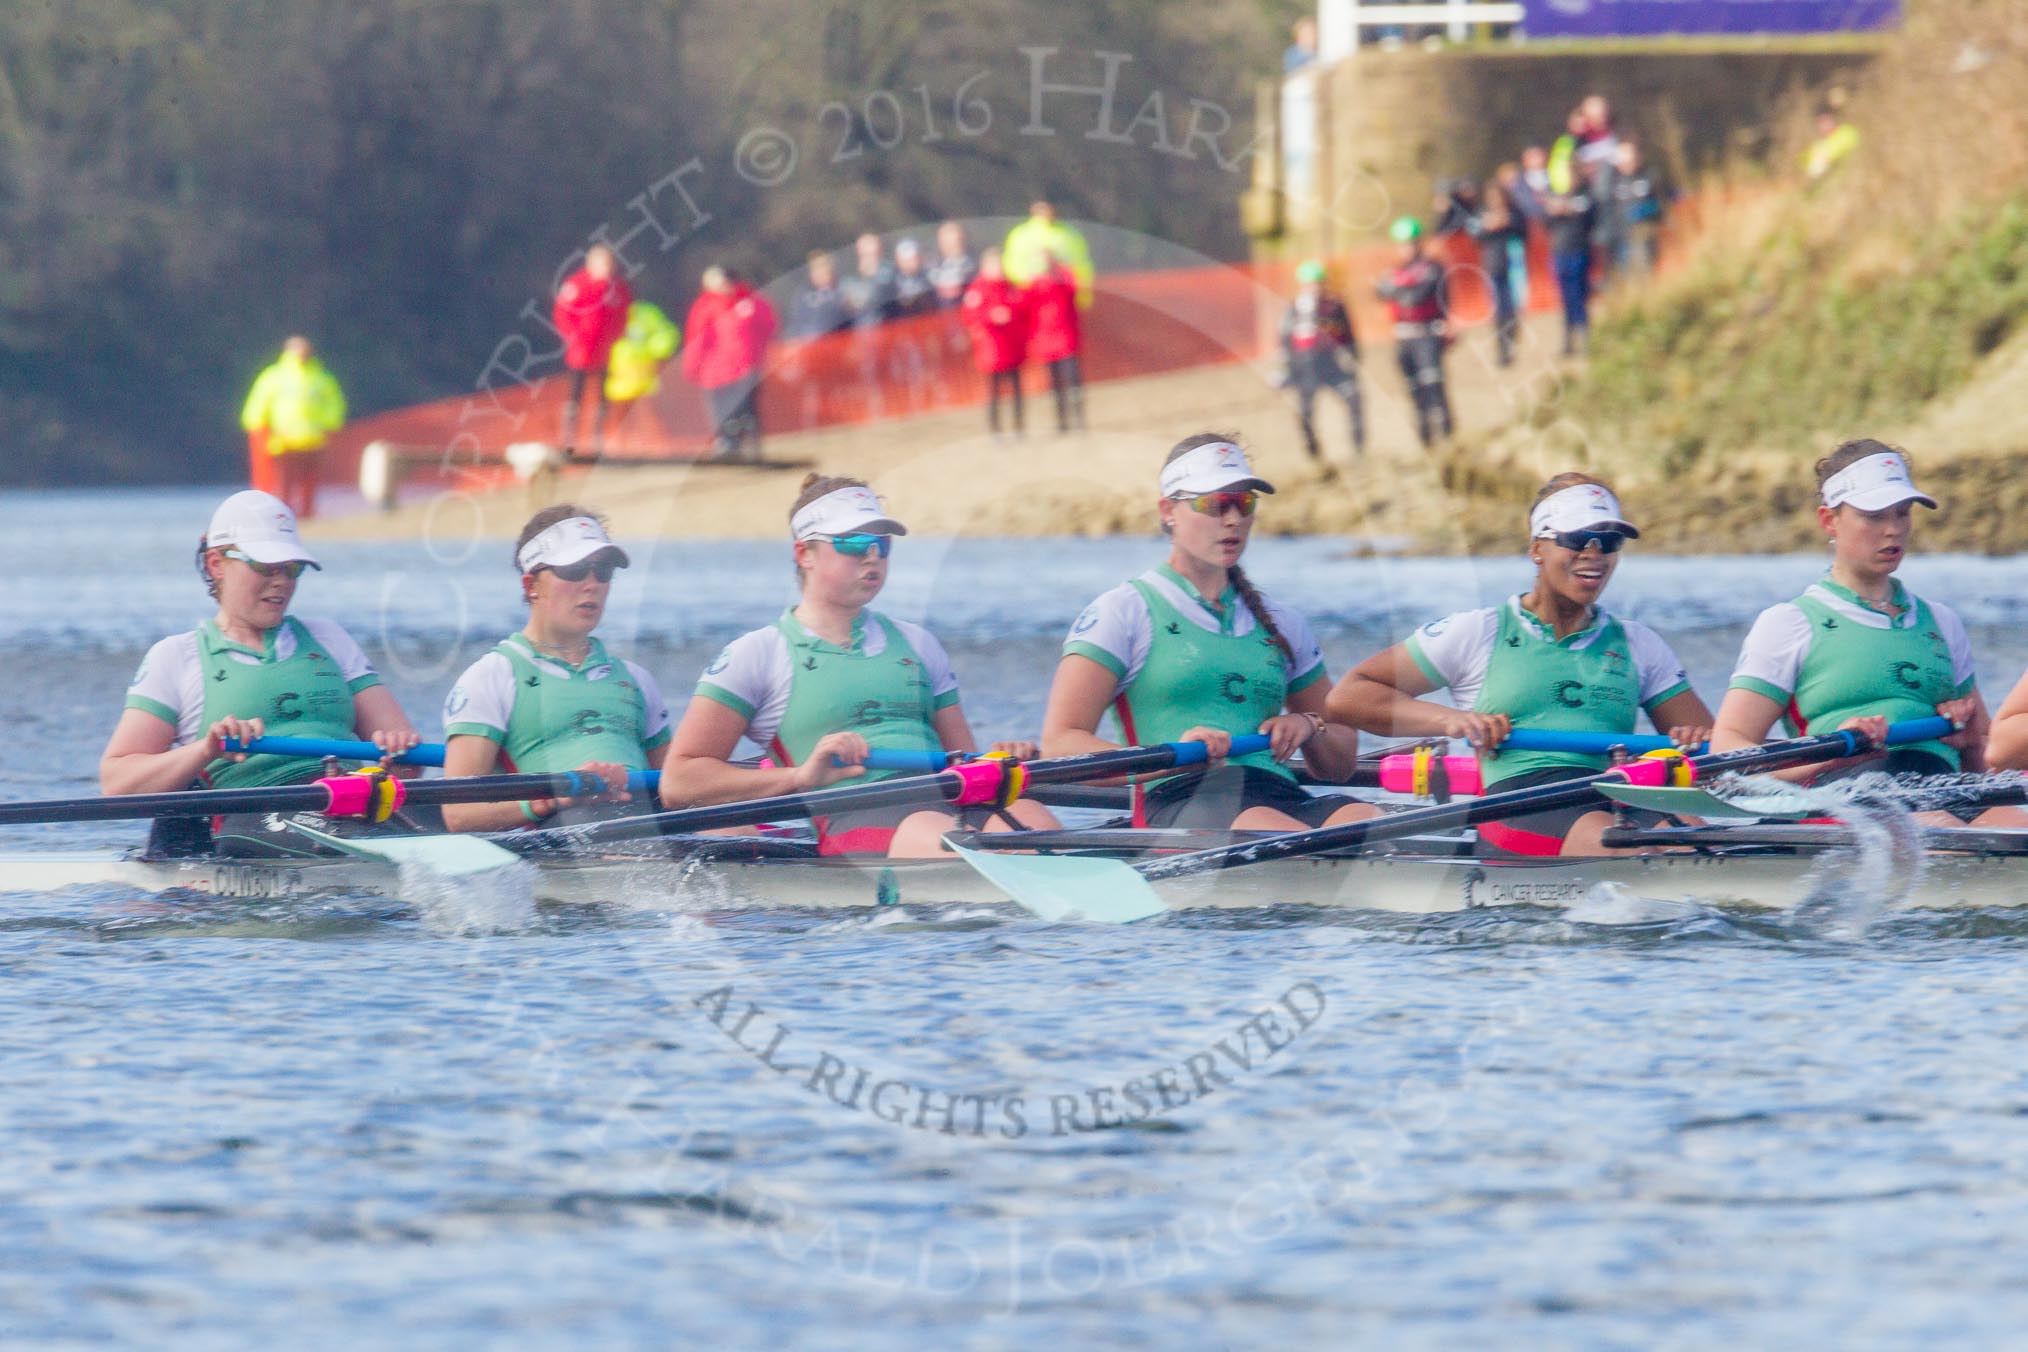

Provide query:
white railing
left=1318, top=0, right=1526, bottom=59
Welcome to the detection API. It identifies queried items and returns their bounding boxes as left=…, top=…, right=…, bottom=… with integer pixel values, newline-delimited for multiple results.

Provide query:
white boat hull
left=4, top=845, right=2022, bottom=915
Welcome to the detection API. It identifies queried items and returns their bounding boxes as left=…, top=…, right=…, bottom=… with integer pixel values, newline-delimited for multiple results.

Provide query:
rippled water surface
left=6, top=487, right=2028, bottom=1347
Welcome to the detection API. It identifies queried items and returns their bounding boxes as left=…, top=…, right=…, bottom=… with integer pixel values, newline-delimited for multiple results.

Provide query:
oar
left=950, top=717, right=1955, bottom=923
left=226, top=735, right=951, bottom=777
left=495, top=735, right=1273, bottom=852
left=0, top=768, right=640, bottom=827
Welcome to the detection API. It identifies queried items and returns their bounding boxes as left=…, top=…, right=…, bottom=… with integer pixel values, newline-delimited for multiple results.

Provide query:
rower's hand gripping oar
left=951, top=717, right=1955, bottom=923
left=495, top=735, right=1272, bottom=851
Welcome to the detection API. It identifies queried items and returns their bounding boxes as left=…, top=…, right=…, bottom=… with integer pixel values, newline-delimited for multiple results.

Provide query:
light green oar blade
left=289, top=824, right=525, bottom=876
left=947, top=840, right=1167, bottom=923
left=1593, top=782, right=1818, bottom=821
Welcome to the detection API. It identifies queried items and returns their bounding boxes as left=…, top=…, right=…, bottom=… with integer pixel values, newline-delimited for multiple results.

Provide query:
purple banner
left=1524, top=0, right=1899, bottom=37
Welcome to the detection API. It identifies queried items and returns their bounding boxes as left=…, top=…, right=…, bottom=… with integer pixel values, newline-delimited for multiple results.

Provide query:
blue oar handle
left=1498, top=730, right=1701, bottom=755
left=1171, top=733, right=1273, bottom=765
left=1492, top=715, right=1955, bottom=757
left=1881, top=714, right=1955, bottom=746
left=228, top=737, right=661, bottom=795
left=847, top=750, right=961, bottom=772
left=227, top=735, right=447, bottom=767
left=845, top=736, right=1269, bottom=773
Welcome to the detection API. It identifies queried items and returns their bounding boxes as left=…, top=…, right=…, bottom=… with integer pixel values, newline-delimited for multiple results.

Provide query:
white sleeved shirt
left=125, top=617, right=378, bottom=746
left=443, top=648, right=672, bottom=746
left=1404, top=598, right=1690, bottom=710
left=1063, top=569, right=1327, bottom=692
left=695, top=610, right=960, bottom=751
left=1729, top=586, right=1976, bottom=706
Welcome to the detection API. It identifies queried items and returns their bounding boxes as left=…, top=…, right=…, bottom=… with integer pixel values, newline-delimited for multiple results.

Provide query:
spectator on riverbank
left=1548, top=110, right=1586, bottom=195
left=790, top=252, right=849, bottom=338
left=1432, top=179, right=1478, bottom=239
left=928, top=221, right=977, bottom=310
left=1278, top=260, right=1364, bottom=462
left=1610, top=140, right=1666, bottom=280
left=1376, top=218, right=1453, bottom=447
left=892, top=239, right=937, bottom=318
left=1004, top=201, right=1094, bottom=309
left=1469, top=181, right=1525, bottom=366
left=1545, top=165, right=1599, bottom=357
left=1026, top=250, right=1086, bottom=433
left=552, top=244, right=632, bottom=455
left=1803, top=107, right=1860, bottom=182
left=960, top=246, right=1029, bottom=438
left=240, top=336, right=345, bottom=519
left=840, top=234, right=898, bottom=331
left=603, top=300, right=681, bottom=435
left=1284, top=16, right=1319, bottom=73
left=681, top=266, right=777, bottom=462
left=1496, top=160, right=1540, bottom=311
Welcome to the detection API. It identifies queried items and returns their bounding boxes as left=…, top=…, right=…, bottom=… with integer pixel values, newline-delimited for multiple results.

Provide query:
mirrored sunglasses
left=825, top=534, right=893, bottom=558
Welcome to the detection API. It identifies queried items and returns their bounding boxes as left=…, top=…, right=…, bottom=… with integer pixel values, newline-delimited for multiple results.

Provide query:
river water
left=6, top=487, right=2028, bottom=1347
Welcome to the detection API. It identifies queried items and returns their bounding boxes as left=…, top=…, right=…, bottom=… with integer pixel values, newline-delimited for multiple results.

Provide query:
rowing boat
left=10, top=824, right=2025, bottom=914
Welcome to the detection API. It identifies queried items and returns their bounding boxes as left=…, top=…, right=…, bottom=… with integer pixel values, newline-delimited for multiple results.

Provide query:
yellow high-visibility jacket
left=241, top=354, right=346, bottom=453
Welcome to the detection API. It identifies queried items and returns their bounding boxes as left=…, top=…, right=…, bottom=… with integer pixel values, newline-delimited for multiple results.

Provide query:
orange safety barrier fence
left=325, top=204, right=1697, bottom=506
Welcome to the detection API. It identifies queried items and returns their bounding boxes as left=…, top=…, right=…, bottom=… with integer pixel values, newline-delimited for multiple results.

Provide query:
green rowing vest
left=1785, top=581, right=1964, bottom=768
left=771, top=610, right=944, bottom=782
left=1115, top=576, right=1293, bottom=783
left=486, top=635, right=657, bottom=773
left=198, top=617, right=361, bottom=789
left=1472, top=604, right=1643, bottom=789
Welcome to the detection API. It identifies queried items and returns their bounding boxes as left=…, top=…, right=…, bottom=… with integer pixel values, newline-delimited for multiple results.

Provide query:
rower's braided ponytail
left=1229, top=565, right=1295, bottom=669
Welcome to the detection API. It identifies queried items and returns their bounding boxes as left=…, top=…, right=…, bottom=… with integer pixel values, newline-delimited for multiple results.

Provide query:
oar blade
left=289, top=824, right=524, bottom=876
left=1592, top=782, right=1818, bottom=821
left=947, top=841, right=1167, bottom=923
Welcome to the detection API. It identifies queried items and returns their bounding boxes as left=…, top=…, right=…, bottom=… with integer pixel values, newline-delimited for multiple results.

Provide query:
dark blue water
left=5, top=487, right=2028, bottom=1347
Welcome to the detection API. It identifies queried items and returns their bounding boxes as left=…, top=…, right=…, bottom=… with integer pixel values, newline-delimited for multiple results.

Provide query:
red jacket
left=552, top=268, right=632, bottom=371
left=1024, top=266, right=1082, bottom=363
left=959, top=277, right=1030, bottom=373
left=680, top=284, right=778, bottom=390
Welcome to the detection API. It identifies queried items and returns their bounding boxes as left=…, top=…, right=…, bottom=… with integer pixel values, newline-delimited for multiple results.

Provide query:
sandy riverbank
left=308, top=309, right=2028, bottom=554
left=309, top=317, right=1569, bottom=552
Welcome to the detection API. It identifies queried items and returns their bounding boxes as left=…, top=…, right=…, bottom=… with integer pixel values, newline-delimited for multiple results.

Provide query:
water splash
left=1709, top=772, right=1927, bottom=935
left=396, top=857, right=538, bottom=934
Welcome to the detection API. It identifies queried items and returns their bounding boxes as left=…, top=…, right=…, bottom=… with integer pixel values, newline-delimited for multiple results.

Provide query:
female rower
left=1984, top=670, right=2028, bottom=771
left=1041, top=433, right=1377, bottom=831
left=100, top=490, right=421, bottom=851
left=439, top=506, right=671, bottom=832
left=1711, top=442, right=2010, bottom=819
left=1329, top=473, right=1712, bottom=856
left=659, top=474, right=1058, bottom=856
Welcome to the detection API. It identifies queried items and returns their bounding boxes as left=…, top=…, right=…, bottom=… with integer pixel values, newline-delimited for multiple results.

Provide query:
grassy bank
left=1447, top=0, right=2028, bottom=554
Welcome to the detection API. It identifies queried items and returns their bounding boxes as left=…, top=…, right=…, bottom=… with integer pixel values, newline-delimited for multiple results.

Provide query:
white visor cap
left=206, top=490, right=321, bottom=568
left=1821, top=451, right=1938, bottom=512
left=1529, top=483, right=1641, bottom=539
left=1159, top=442, right=1276, bottom=498
left=516, top=516, right=631, bottom=573
left=790, top=486, right=908, bottom=541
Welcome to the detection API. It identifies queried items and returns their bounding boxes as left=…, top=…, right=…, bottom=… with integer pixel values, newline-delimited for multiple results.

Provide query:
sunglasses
left=1546, top=529, right=1626, bottom=554
left=1176, top=492, right=1259, bottom=518
left=825, top=534, right=893, bottom=558
left=223, top=549, right=308, bottom=581
left=544, top=558, right=620, bottom=583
